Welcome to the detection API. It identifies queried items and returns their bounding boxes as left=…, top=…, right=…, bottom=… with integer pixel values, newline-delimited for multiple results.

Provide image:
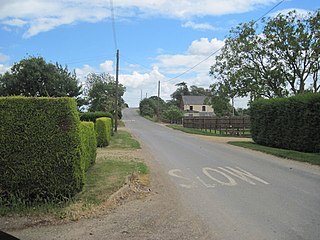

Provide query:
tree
left=170, top=82, right=190, bottom=107
left=207, top=83, right=233, bottom=116
left=0, top=56, right=82, bottom=99
left=189, top=85, right=210, bottom=96
left=210, top=10, right=320, bottom=100
left=85, top=73, right=125, bottom=115
left=139, top=98, right=157, bottom=117
left=162, top=105, right=183, bottom=123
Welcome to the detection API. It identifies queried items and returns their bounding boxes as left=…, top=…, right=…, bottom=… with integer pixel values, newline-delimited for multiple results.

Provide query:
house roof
left=182, top=95, right=207, bottom=105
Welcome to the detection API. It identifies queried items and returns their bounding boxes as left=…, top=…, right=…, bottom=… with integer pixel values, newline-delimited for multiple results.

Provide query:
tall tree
left=170, top=82, right=190, bottom=107
left=0, top=56, right=82, bottom=99
left=85, top=73, right=125, bottom=114
left=210, top=10, right=320, bottom=100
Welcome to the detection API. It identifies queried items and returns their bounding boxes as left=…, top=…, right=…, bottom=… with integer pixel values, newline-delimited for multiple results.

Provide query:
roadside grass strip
left=109, top=130, right=141, bottom=149
left=228, top=141, right=320, bottom=166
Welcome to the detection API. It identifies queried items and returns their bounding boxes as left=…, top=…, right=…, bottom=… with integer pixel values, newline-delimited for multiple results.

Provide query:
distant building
left=181, top=96, right=215, bottom=117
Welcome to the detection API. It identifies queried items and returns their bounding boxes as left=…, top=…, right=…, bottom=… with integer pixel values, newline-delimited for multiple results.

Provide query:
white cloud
left=0, top=53, right=10, bottom=62
left=2, top=18, right=27, bottom=27
left=75, top=64, right=95, bottom=83
left=188, top=38, right=224, bottom=56
left=0, top=64, right=11, bottom=75
left=182, top=21, right=216, bottom=31
left=100, top=60, right=114, bottom=73
left=0, top=0, right=279, bottom=37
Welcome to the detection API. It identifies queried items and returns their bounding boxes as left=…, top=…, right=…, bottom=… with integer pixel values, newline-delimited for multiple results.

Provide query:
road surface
left=123, top=108, right=320, bottom=240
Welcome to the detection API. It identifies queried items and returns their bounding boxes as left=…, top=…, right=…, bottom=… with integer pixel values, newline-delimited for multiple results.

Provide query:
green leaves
left=211, top=9, right=320, bottom=100
left=0, top=57, right=82, bottom=99
left=250, top=93, right=320, bottom=153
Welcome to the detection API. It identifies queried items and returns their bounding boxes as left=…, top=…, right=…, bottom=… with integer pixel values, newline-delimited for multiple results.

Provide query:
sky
left=0, top=0, right=319, bottom=108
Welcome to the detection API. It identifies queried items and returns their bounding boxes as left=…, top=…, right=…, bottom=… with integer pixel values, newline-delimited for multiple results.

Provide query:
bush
left=80, top=111, right=114, bottom=135
left=80, top=122, right=97, bottom=172
left=79, top=111, right=113, bottom=122
left=95, top=117, right=112, bottom=147
left=250, top=93, right=320, bottom=153
left=0, top=97, right=84, bottom=204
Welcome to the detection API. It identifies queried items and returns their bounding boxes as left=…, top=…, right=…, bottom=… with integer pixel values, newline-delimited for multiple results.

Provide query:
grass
left=228, top=141, right=320, bottom=165
left=167, top=124, right=251, bottom=137
left=109, top=130, right=141, bottom=149
left=0, top=130, right=147, bottom=220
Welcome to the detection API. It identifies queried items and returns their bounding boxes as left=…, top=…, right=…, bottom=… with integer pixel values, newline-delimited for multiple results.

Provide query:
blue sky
left=0, top=0, right=319, bottom=108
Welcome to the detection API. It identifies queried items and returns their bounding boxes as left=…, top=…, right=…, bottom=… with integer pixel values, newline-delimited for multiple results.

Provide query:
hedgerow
left=250, top=93, right=320, bottom=153
left=80, top=121, right=97, bottom=172
left=95, top=117, right=112, bottom=147
left=0, top=97, right=84, bottom=204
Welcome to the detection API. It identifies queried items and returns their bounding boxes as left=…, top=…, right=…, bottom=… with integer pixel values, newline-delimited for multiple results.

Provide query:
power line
left=163, top=0, right=285, bottom=83
left=110, top=0, right=118, bottom=50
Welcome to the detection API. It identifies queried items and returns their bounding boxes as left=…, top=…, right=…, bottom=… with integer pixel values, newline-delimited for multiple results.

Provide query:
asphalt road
left=123, top=108, right=320, bottom=240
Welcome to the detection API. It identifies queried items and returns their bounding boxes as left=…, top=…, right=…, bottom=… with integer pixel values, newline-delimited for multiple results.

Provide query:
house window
left=190, top=106, right=193, bottom=111
left=202, top=106, right=206, bottom=111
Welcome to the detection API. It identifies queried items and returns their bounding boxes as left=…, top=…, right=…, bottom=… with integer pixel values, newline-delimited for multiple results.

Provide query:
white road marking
left=220, top=167, right=270, bottom=185
left=168, top=169, right=194, bottom=189
left=202, top=167, right=237, bottom=186
left=196, top=176, right=216, bottom=188
left=168, top=166, right=270, bottom=189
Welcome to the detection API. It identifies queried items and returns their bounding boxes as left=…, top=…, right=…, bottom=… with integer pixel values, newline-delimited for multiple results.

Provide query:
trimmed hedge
left=250, top=93, right=320, bottom=153
left=80, top=111, right=113, bottom=122
left=80, top=122, right=97, bottom=172
left=0, top=97, right=84, bottom=204
left=95, top=117, right=112, bottom=147
left=80, top=111, right=114, bottom=135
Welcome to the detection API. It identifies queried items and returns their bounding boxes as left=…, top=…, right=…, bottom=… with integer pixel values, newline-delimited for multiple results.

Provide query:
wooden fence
left=183, top=116, right=251, bottom=136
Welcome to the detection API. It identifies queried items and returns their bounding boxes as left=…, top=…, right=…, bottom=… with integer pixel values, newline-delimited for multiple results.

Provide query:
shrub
left=80, top=111, right=114, bottom=135
left=80, top=122, right=97, bottom=172
left=95, top=117, right=112, bottom=147
left=0, top=97, right=84, bottom=204
left=79, top=111, right=113, bottom=122
left=250, top=93, right=320, bottom=153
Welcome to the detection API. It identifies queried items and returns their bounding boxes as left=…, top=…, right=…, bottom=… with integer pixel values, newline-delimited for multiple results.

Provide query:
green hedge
left=80, top=122, right=97, bottom=172
left=0, top=97, right=84, bottom=204
left=80, top=111, right=114, bottom=135
left=250, top=93, right=320, bottom=153
left=95, top=117, right=112, bottom=147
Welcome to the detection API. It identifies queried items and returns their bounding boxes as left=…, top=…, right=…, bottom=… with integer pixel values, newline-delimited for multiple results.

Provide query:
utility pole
left=157, top=81, right=161, bottom=120
left=115, top=49, right=119, bottom=132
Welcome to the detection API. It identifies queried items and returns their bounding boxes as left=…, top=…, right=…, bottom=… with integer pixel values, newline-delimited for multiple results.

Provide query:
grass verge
left=228, top=141, right=320, bottom=165
left=109, top=130, right=141, bottom=149
left=167, top=124, right=250, bottom=137
left=0, top=130, right=148, bottom=222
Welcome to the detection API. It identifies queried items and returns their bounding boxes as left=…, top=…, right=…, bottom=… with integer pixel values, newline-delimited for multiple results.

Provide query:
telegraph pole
left=115, top=49, right=119, bottom=132
left=157, top=81, right=161, bottom=120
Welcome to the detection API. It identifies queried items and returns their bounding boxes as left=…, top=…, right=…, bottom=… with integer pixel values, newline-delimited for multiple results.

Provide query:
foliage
left=0, top=97, right=84, bottom=205
left=85, top=73, right=125, bottom=116
left=162, top=105, right=183, bottom=123
left=95, top=117, right=112, bottom=147
left=80, top=122, right=97, bottom=171
left=250, top=93, right=320, bottom=153
left=210, top=10, right=320, bottom=100
left=0, top=56, right=82, bottom=103
left=228, top=142, right=320, bottom=165
left=207, top=83, right=233, bottom=116
left=170, top=82, right=190, bottom=107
